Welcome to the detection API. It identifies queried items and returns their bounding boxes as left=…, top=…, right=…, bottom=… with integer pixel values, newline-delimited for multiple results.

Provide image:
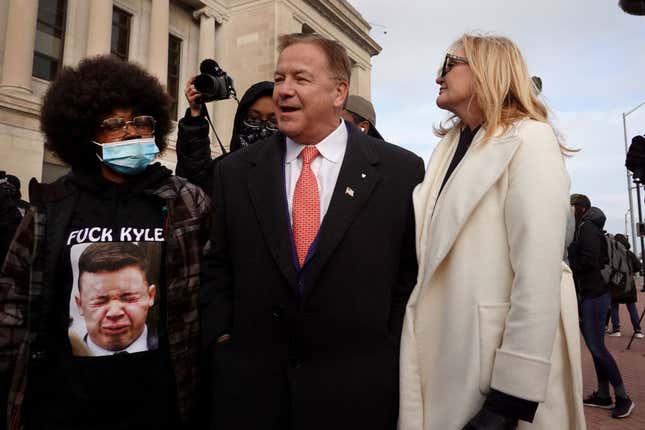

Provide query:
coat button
left=271, top=306, right=284, bottom=319
left=290, top=358, right=304, bottom=368
left=31, top=351, right=46, bottom=361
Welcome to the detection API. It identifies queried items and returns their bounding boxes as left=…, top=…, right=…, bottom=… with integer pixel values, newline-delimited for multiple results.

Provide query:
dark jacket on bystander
left=568, top=206, right=609, bottom=300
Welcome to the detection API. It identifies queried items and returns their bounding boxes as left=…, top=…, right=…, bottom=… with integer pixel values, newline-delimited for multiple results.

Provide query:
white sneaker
left=635, top=331, right=645, bottom=339
left=608, top=330, right=622, bottom=337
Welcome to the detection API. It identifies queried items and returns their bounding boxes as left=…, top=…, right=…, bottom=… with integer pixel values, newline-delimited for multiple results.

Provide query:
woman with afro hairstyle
left=0, top=55, right=210, bottom=429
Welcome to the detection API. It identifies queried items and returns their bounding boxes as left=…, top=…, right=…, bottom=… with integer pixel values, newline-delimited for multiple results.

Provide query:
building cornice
left=302, top=0, right=381, bottom=57
left=193, top=4, right=230, bottom=23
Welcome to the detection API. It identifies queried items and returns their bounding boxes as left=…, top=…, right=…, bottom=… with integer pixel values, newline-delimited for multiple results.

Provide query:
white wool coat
left=398, top=119, right=586, bottom=429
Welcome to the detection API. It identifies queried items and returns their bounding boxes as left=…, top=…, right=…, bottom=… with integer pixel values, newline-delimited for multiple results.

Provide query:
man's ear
left=334, top=80, right=349, bottom=110
left=75, top=294, right=84, bottom=316
left=148, top=285, right=156, bottom=307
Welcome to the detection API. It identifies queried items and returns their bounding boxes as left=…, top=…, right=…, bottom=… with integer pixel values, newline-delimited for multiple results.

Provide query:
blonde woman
left=398, top=35, right=585, bottom=429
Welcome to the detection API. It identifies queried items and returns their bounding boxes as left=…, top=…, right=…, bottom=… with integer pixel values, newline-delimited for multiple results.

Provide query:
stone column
left=86, top=0, right=113, bottom=56
left=0, top=0, right=39, bottom=93
left=351, top=62, right=371, bottom=99
left=192, top=6, right=228, bottom=154
left=148, top=0, right=169, bottom=86
left=194, top=8, right=217, bottom=62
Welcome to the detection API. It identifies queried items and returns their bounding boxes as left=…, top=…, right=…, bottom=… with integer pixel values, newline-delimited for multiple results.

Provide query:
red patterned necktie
left=292, top=146, right=320, bottom=267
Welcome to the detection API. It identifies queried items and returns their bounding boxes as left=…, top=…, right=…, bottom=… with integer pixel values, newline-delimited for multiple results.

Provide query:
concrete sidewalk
left=582, top=283, right=645, bottom=429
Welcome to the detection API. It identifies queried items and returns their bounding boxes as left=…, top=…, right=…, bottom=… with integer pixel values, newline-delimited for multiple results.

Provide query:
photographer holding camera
left=175, top=60, right=277, bottom=194
left=0, top=171, right=24, bottom=265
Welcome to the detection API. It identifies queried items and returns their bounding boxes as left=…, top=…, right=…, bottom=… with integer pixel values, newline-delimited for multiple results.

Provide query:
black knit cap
left=614, top=233, right=630, bottom=249
left=570, top=194, right=591, bottom=208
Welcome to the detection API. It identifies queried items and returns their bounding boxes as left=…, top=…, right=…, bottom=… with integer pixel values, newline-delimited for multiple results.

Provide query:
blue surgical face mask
left=94, top=137, right=159, bottom=176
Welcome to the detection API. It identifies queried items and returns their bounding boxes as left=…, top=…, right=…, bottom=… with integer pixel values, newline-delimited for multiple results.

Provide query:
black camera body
left=192, top=59, right=236, bottom=103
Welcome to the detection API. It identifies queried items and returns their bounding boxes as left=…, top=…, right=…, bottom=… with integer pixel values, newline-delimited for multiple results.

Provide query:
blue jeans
left=611, top=302, right=642, bottom=332
left=580, top=293, right=623, bottom=388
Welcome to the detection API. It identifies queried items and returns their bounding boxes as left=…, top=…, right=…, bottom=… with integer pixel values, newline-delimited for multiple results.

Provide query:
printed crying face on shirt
left=69, top=242, right=160, bottom=356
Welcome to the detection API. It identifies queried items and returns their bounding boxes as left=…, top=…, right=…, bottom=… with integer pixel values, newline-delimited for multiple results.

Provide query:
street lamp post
left=634, top=178, right=645, bottom=264
left=622, top=100, right=645, bottom=253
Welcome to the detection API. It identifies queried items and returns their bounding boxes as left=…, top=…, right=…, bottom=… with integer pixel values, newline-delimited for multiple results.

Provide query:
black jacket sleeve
left=175, top=108, right=217, bottom=196
left=388, top=156, right=425, bottom=342
left=568, top=222, right=601, bottom=274
left=0, top=199, right=22, bottom=266
left=199, top=161, right=233, bottom=348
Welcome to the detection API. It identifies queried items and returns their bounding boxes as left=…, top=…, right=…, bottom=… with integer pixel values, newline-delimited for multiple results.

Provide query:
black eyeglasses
left=440, top=54, right=469, bottom=78
left=99, top=115, right=156, bottom=138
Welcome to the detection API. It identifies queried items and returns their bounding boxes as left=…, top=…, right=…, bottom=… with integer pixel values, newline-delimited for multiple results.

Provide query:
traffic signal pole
left=623, top=101, right=645, bottom=255
left=623, top=113, right=637, bottom=254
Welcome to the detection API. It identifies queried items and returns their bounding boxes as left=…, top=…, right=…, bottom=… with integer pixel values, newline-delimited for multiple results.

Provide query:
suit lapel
left=304, top=125, right=380, bottom=295
left=247, top=134, right=299, bottom=289
left=419, top=126, right=523, bottom=282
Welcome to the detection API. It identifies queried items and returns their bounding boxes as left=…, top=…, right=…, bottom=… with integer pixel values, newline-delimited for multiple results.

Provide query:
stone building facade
left=0, top=0, right=380, bottom=197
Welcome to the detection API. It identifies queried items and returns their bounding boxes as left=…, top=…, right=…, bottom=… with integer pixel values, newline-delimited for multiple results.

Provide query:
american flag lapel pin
left=345, top=187, right=355, bottom=197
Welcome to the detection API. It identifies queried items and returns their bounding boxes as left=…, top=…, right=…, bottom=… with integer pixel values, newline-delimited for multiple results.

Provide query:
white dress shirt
left=284, top=120, right=348, bottom=226
left=86, top=325, right=150, bottom=356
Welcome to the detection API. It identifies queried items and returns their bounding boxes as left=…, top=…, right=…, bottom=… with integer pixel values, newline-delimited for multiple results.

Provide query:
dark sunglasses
left=440, top=54, right=469, bottom=78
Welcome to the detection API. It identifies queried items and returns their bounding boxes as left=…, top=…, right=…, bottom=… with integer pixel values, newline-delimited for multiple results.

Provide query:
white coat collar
left=414, top=121, right=525, bottom=284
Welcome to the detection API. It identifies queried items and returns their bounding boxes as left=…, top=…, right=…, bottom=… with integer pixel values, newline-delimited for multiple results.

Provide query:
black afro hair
left=40, top=55, right=173, bottom=169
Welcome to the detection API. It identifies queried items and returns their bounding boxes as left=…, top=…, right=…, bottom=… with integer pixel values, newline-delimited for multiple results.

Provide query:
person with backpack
left=568, top=194, right=634, bottom=418
left=607, top=233, right=644, bottom=338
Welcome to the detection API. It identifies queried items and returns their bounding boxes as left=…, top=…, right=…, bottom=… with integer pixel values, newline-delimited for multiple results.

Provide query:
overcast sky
left=349, top=0, right=645, bottom=250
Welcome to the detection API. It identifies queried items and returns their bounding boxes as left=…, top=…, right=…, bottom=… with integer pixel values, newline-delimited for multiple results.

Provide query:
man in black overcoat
left=200, top=33, right=425, bottom=430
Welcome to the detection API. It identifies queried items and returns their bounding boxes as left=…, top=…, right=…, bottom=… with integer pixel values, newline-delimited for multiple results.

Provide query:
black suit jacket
left=200, top=122, right=425, bottom=430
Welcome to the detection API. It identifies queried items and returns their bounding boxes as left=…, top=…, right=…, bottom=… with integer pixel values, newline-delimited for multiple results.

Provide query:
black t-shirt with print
left=24, top=167, right=181, bottom=430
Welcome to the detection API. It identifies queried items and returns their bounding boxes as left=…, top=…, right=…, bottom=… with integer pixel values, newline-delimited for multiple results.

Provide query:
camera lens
left=192, top=59, right=235, bottom=103
left=193, top=74, right=229, bottom=103
left=193, top=74, right=216, bottom=96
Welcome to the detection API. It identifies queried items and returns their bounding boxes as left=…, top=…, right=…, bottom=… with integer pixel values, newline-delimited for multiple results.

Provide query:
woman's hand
left=184, top=74, right=201, bottom=117
left=461, top=408, right=518, bottom=430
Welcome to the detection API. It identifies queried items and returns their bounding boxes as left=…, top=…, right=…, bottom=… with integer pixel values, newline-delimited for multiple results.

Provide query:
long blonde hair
left=436, top=34, right=572, bottom=153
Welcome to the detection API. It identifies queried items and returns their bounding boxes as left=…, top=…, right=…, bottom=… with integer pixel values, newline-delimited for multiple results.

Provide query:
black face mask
left=238, top=119, right=278, bottom=147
